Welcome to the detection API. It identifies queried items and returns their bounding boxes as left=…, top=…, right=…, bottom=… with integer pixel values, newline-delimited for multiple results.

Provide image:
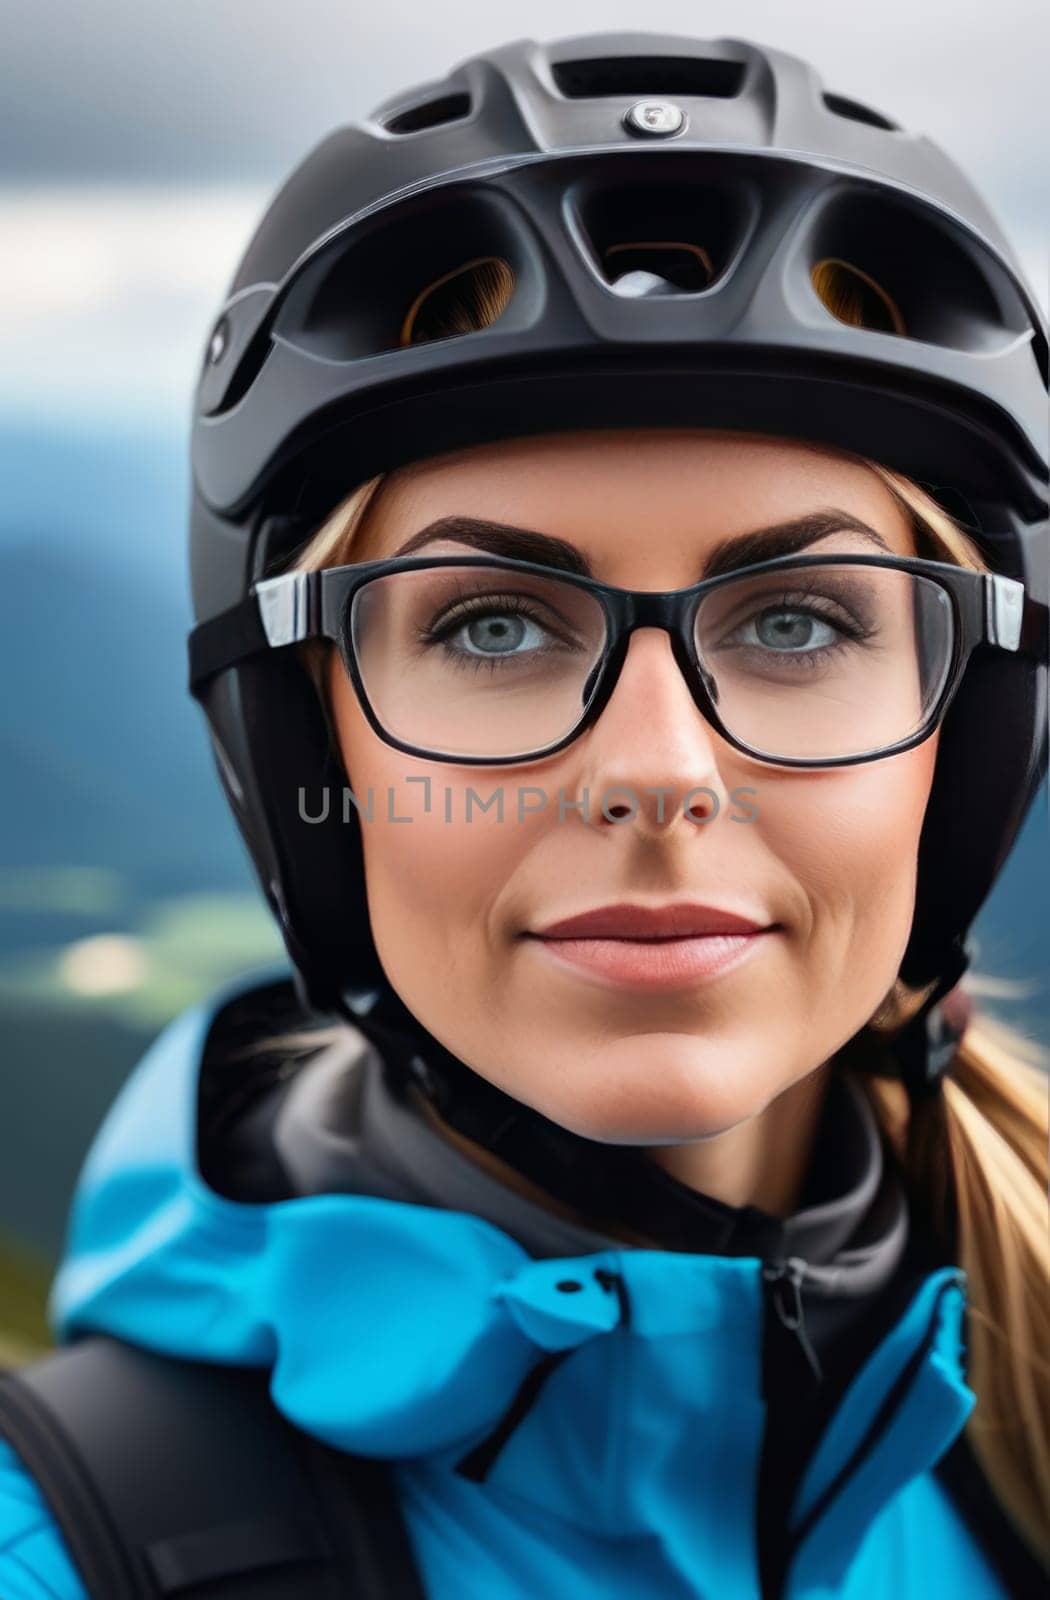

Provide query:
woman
left=1, top=30, right=1047, bottom=1600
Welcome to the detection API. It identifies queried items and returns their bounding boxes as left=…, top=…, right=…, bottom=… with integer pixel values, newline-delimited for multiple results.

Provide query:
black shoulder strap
left=932, top=1429, right=1049, bottom=1595
left=0, top=1335, right=427, bottom=1599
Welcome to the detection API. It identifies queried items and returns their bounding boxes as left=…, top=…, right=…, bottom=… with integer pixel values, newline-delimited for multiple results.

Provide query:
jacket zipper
left=762, top=1257, right=824, bottom=1390
left=756, top=1261, right=967, bottom=1600
left=756, top=1256, right=825, bottom=1600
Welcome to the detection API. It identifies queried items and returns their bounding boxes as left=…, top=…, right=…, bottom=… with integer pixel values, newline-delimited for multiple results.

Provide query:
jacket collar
left=50, top=969, right=974, bottom=1592
left=270, top=1018, right=900, bottom=1273
left=342, top=974, right=902, bottom=1266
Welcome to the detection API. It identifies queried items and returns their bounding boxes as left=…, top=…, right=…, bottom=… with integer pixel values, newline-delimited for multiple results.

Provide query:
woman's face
left=325, top=430, right=939, bottom=1145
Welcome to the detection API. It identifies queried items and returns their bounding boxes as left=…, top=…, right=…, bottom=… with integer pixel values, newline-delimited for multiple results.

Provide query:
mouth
left=523, top=901, right=781, bottom=992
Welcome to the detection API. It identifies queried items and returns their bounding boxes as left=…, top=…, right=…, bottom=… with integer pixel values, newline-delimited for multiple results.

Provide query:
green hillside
left=0, top=1232, right=51, bottom=1366
left=0, top=882, right=285, bottom=1029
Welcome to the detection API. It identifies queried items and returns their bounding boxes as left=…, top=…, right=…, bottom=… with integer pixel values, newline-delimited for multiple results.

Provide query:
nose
left=573, top=627, right=734, bottom=832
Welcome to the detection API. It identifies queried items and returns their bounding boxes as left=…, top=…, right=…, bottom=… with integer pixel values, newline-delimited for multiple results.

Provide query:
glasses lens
left=695, top=562, right=955, bottom=760
left=348, top=564, right=608, bottom=759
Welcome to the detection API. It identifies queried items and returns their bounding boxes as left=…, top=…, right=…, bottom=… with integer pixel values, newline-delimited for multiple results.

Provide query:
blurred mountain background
left=1, top=0, right=1047, bottom=1359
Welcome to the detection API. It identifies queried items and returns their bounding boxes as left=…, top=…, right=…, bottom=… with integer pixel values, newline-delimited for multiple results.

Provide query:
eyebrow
left=391, top=510, right=895, bottom=579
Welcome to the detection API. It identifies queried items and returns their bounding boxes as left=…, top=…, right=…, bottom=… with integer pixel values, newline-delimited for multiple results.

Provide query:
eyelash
left=416, top=592, right=578, bottom=658
left=415, top=587, right=876, bottom=668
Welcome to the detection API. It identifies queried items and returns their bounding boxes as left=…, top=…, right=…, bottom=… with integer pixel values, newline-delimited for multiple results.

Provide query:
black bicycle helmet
left=186, top=31, right=1048, bottom=1100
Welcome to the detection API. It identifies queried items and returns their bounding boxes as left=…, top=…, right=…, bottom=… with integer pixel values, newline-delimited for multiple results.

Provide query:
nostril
left=556, top=1279, right=583, bottom=1293
left=684, top=788, right=717, bottom=823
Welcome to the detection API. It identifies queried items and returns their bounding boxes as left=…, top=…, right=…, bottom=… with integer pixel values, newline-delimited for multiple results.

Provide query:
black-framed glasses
left=189, top=550, right=1045, bottom=768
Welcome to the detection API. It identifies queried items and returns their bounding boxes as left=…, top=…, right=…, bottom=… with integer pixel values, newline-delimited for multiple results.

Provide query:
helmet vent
left=570, top=179, right=748, bottom=297
left=805, top=188, right=1036, bottom=357
left=272, top=189, right=536, bottom=363
left=401, top=256, right=515, bottom=345
left=821, top=93, right=898, bottom=133
left=382, top=91, right=472, bottom=136
left=811, top=258, right=905, bottom=335
left=552, top=55, right=745, bottom=101
left=602, top=242, right=715, bottom=296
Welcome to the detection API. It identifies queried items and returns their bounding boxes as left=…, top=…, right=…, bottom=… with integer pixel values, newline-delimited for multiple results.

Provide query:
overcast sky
left=4, top=1, right=1046, bottom=211
left=1, top=1, right=1046, bottom=421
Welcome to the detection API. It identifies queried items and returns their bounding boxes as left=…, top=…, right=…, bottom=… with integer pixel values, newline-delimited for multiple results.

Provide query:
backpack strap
left=0, top=1334, right=427, bottom=1599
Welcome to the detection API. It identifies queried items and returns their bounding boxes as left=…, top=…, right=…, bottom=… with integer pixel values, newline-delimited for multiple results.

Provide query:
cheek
left=762, top=733, right=939, bottom=965
left=327, top=663, right=528, bottom=970
left=361, top=777, right=520, bottom=948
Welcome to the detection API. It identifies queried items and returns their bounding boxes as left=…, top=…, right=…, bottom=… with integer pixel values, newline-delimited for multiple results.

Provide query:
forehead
left=358, top=429, right=916, bottom=576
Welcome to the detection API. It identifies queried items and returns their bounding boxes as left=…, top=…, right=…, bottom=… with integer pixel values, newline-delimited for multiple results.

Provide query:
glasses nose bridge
left=618, top=585, right=702, bottom=679
left=622, top=587, right=692, bottom=635
left=606, top=586, right=714, bottom=722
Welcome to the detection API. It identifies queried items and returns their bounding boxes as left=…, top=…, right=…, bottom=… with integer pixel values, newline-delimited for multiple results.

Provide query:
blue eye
left=452, top=608, right=548, bottom=657
left=747, top=607, right=842, bottom=652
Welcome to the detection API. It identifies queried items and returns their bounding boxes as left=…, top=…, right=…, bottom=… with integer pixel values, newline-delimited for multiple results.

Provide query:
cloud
left=3, top=1, right=1047, bottom=219
left=0, top=186, right=265, bottom=422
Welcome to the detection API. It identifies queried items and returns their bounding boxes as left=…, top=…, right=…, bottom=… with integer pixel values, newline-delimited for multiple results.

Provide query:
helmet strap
left=890, top=936, right=974, bottom=1103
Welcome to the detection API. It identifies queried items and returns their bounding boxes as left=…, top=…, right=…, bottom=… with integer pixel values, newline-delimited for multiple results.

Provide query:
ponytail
left=855, top=1010, right=1050, bottom=1567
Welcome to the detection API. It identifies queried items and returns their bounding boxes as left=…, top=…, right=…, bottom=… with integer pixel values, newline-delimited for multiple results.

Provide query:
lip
left=524, top=902, right=780, bottom=993
left=532, top=901, right=774, bottom=939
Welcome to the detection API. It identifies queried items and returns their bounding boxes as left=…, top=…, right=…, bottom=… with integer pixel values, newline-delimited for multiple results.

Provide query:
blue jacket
left=0, top=970, right=1018, bottom=1599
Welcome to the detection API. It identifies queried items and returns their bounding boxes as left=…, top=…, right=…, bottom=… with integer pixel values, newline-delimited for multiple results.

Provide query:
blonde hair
left=256, top=261, right=1050, bottom=1566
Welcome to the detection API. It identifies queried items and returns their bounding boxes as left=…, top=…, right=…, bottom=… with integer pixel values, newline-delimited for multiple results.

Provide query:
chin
left=509, top=1038, right=771, bottom=1146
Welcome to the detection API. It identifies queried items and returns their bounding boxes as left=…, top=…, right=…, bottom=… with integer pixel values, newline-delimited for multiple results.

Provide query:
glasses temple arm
left=187, top=574, right=318, bottom=695
left=984, top=574, right=1049, bottom=658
